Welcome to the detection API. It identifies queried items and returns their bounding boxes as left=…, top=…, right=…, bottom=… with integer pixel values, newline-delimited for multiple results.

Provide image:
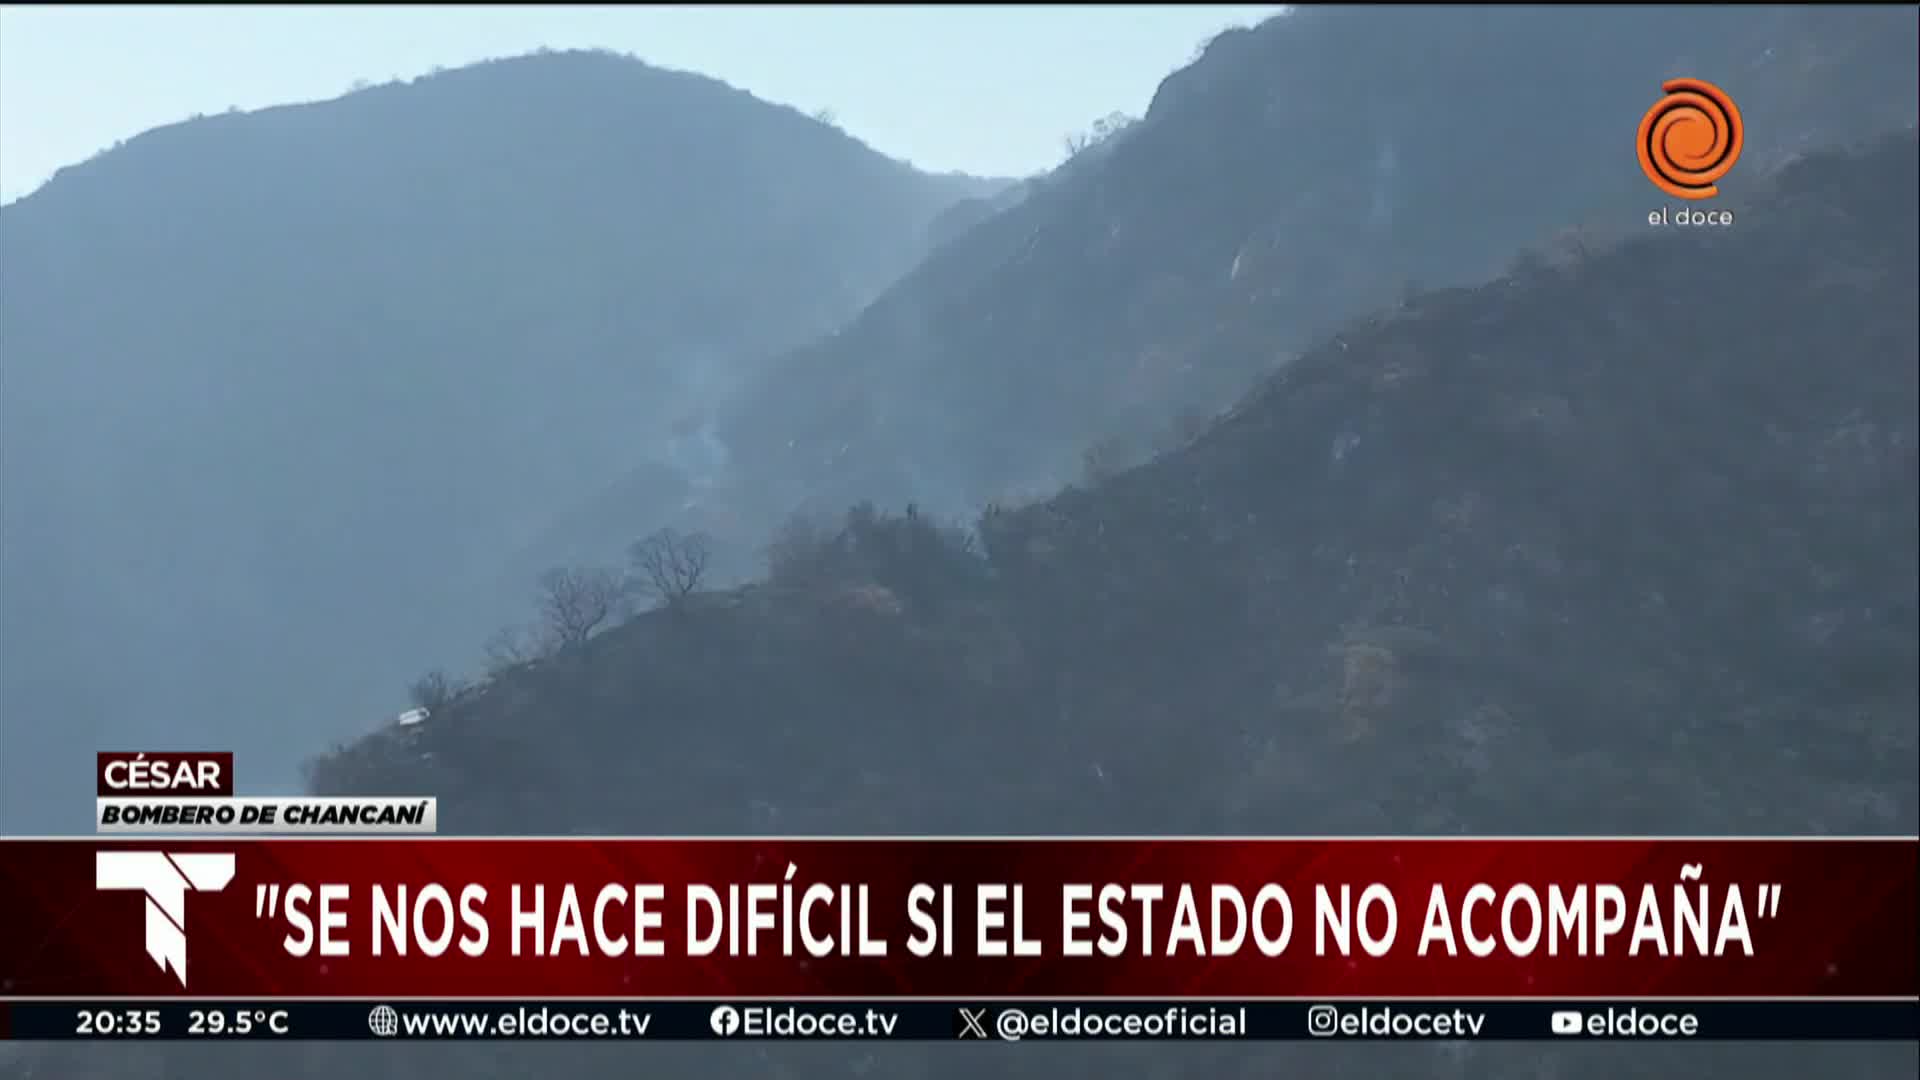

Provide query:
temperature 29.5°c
left=189, top=1007, right=293, bottom=1036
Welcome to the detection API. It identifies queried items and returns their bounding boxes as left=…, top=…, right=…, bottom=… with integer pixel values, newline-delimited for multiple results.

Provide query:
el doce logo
left=1638, top=78, right=1743, bottom=200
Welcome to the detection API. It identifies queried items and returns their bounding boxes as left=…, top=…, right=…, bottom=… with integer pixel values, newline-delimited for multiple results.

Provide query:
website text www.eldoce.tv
left=377, top=1004, right=653, bottom=1038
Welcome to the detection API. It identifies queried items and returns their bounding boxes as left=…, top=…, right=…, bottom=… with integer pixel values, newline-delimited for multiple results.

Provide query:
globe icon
left=367, top=1004, right=400, bottom=1037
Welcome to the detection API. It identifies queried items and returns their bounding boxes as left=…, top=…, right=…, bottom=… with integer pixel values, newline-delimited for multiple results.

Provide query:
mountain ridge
left=8, top=49, right=997, bottom=210
left=315, top=128, right=1918, bottom=837
left=0, top=47, right=1002, bottom=832
left=713, top=6, right=1919, bottom=529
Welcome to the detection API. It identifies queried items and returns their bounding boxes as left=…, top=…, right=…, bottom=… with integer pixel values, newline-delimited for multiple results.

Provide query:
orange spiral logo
left=1637, top=78, right=1743, bottom=200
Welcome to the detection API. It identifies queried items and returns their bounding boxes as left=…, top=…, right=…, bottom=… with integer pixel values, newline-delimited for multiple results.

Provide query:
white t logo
left=96, top=852, right=236, bottom=987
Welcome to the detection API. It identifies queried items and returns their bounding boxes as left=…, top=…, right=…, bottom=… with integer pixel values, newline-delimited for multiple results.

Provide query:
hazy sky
left=0, top=5, right=1284, bottom=202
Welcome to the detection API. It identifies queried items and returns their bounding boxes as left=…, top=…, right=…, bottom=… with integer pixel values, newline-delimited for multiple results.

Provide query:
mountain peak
left=0, top=46, right=998, bottom=830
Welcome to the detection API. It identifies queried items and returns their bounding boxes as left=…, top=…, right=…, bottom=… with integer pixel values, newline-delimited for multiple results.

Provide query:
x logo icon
left=956, top=1008, right=990, bottom=1039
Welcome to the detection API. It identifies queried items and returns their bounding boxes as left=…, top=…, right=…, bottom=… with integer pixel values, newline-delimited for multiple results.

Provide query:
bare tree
left=630, top=528, right=714, bottom=606
left=483, top=623, right=551, bottom=675
left=1062, top=112, right=1136, bottom=160
left=536, top=566, right=624, bottom=646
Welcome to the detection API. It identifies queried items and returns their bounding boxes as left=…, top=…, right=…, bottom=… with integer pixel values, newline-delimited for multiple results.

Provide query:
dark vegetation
left=0, top=49, right=1002, bottom=828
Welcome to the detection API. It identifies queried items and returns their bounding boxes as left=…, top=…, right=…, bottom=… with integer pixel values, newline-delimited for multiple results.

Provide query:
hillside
left=0, top=49, right=999, bottom=830
left=320, top=131, right=1920, bottom=843
left=716, top=6, right=1919, bottom=525
left=15, top=131, right=1904, bottom=1080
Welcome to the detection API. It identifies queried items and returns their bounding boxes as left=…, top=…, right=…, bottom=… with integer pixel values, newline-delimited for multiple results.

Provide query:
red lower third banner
left=0, top=838, right=1912, bottom=999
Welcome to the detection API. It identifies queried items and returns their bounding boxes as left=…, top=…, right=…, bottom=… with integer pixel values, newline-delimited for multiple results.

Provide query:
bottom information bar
left=3, top=1000, right=1913, bottom=1042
